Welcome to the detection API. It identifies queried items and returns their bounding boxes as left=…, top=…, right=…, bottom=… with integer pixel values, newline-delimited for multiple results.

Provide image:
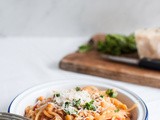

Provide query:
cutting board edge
left=59, top=60, right=160, bottom=88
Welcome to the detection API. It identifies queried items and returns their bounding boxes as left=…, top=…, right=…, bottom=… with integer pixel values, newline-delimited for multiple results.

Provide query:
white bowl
left=8, top=79, right=148, bottom=120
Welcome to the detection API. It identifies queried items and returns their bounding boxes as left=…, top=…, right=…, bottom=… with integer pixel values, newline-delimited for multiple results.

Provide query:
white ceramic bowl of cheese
left=8, top=79, right=148, bottom=120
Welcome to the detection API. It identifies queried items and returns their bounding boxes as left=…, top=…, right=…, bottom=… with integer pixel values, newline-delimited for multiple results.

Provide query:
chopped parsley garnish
left=84, top=100, right=96, bottom=111
left=106, top=89, right=118, bottom=98
left=75, top=87, right=81, bottom=91
left=100, top=95, right=104, bottom=98
left=78, top=44, right=92, bottom=53
left=64, top=109, right=78, bottom=115
left=64, top=102, right=71, bottom=114
left=55, top=93, right=60, bottom=97
left=64, top=109, right=71, bottom=115
left=114, top=109, right=120, bottom=112
left=73, top=99, right=81, bottom=107
left=73, top=110, right=78, bottom=115
left=65, top=102, right=70, bottom=108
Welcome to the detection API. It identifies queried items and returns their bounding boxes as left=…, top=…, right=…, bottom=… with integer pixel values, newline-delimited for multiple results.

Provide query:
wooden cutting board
left=59, top=50, right=160, bottom=88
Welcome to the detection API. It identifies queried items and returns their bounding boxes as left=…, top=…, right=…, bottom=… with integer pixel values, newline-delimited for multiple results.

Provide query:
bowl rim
left=8, top=79, right=148, bottom=120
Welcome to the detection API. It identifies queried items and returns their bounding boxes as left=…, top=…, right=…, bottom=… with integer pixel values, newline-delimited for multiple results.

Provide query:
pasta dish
left=25, top=86, right=135, bottom=120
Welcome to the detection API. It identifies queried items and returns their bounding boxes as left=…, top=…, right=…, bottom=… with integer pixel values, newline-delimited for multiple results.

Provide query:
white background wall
left=0, top=0, right=160, bottom=37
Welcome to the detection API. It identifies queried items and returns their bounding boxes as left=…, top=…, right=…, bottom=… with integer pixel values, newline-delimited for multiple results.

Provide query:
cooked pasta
left=24, top=86, right=136, bottom=120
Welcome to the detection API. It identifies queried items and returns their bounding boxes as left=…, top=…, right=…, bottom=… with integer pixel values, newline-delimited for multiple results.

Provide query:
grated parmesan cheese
left=53, top=89, right=92, bottom=105
left=52, top=88, right=95, bottom=115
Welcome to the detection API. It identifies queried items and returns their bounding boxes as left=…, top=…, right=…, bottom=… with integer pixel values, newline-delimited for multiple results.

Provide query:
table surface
left=0, top=37, right=160, bottom=120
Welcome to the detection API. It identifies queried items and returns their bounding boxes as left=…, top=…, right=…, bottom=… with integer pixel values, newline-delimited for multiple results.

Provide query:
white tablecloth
left=0, top=37, right=160, bottom=120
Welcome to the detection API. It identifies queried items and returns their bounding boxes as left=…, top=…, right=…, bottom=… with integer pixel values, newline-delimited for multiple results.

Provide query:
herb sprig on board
left=98, top=34, right=137, bottom=55
left=78, top=44, right=92, bottom=53
left=78, top=33, right=137, bottom=55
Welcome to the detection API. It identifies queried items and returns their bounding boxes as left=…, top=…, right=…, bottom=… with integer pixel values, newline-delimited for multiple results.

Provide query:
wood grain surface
left=59, top=51, right=160, bottom=88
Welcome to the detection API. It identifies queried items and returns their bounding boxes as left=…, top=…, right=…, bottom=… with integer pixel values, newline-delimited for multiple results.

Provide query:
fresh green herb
left=114, top=109, right=120, bottom=112
left=64, top=102, right=71, bottom=114
left=100, top=95, right=104, bottom=98
left=65, top=102, right=70, bottom=108
left=106, top=89, right=118, bottom=98
left=84, top=100, right=96, bottom=111
left=64, top=109, right=71, bottom=115
left=73, top=110, right=78, bottom=115
left=65, top=109, right=78, bottom=115
left=55, top=93, right=60, bottom=97
left=78, top=44, right=92, bottom=53
left=75, top=87, right=81, bottom=91
left=90, top=100, right=94, bottom=104
left=97, top=34, right=137, bottom=55
left=73, top=99, right=81, bottom=107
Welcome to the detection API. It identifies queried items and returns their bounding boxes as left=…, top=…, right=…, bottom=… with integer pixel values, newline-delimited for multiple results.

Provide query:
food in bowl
left=24, top=86, right=136, bottom=120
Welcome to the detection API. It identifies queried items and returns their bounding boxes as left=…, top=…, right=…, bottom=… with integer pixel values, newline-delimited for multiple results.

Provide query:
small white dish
left=8, top=79, right=148, bottom=120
